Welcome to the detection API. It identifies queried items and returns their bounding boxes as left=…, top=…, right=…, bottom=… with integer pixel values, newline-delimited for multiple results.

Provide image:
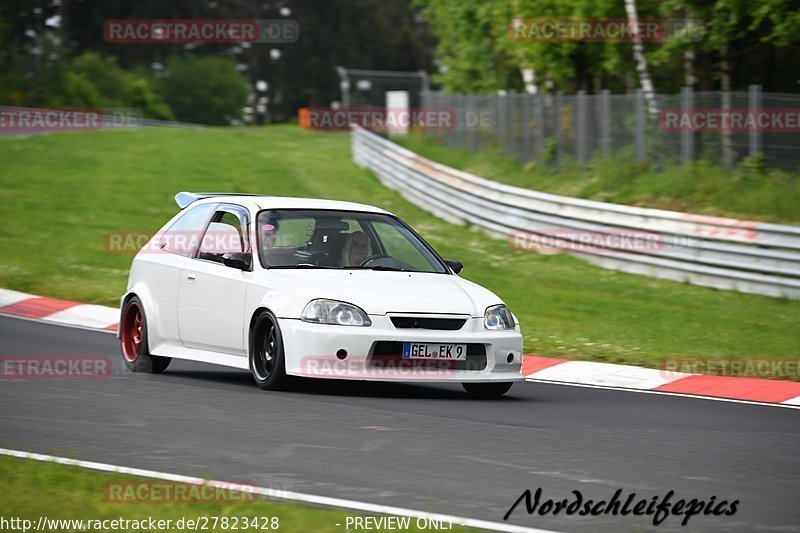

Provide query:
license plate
left=402, top=342, right=467, bottom=360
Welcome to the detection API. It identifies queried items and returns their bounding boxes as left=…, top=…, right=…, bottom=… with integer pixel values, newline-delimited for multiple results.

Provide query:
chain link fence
left=422, top=87, right=800, bottom=172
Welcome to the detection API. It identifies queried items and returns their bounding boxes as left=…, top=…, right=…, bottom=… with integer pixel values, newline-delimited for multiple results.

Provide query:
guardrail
left=352, top=125, right=800, bottom=299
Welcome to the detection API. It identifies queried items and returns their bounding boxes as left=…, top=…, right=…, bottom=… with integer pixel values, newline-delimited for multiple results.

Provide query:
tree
left=416, top=0, right=800, bottom=98
left=2, top=0, right=436, bottom=122
left=416, top=0, right=651, bottom=94
left=624, top=0, right=658, bottom=116
left=251, top=0, right=436, bottom=121
left=157, top=56, right=249, bottom=125
left=58, top=52, right=174, bottom=120
left=414, top=0, right=522, bottom=92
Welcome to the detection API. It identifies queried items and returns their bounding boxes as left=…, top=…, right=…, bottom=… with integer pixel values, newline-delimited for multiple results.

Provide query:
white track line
left=526, top=378, right=800, bottom=410
left=0, top=448, right=560, bottom=533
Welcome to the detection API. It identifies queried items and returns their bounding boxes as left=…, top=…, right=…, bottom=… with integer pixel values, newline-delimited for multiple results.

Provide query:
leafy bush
left=58, top=53, right=174, bottom=120
left=157, top=56, right=249, bottom=125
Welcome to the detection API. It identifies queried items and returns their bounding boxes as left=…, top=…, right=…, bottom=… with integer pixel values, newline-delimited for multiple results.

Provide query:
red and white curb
left=2, top=288, right=799, bottom=408
left=0, top=288, right=118, bottom=331
left=523, top=357, right=800, bottom=408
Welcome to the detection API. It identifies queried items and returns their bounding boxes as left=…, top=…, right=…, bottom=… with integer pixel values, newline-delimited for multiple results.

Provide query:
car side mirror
left=444, top=259, right=463, bottom=274
left=222, top=252, right=252, bottom=271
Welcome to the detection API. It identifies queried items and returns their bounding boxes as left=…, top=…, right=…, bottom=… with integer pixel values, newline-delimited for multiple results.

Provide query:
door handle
left=186, top=273, right=196, bottom=283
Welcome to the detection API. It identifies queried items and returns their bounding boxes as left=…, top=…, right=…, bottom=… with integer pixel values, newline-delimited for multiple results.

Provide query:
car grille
left=370, top=341, right=487, bottom=371
left=389, top=317, right=467, bottom=330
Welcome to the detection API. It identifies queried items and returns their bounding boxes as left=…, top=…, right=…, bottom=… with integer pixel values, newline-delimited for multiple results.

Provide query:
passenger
left=341, top=231, right=370, bottom=267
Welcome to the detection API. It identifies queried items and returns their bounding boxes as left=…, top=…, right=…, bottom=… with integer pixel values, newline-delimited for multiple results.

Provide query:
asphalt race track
left=1, top=315, right=798, bottom=533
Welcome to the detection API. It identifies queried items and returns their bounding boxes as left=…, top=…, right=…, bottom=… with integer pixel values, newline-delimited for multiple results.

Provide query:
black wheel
left=120, top=296, right=171, bottom=373
left=462, top=382, right=513, bottom=398
left=249, top=310, right=290, bottom=390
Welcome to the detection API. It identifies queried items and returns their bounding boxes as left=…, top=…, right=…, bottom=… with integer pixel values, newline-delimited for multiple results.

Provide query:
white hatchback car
left=119, top=192, right=523, bottom=397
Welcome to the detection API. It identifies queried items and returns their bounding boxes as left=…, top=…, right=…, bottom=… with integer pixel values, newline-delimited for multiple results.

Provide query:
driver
left=259, top=220, right=280, bottom=261
left=341, top=231, right=370, bottom=267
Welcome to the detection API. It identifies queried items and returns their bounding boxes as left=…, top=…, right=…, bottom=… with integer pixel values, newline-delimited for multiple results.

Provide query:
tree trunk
left=720, top=41, right=734, bottom=168
left=684, top=49, right=696, bottom=87
left=624, top=0, right=658, bottom=117
left=520, top=68, right=537, bottom=94
left=683, top=11, right=696, bottom=87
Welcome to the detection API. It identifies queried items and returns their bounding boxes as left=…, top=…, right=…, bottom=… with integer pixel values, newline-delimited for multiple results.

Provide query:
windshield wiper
left=349, top=265, right=411, bottom=272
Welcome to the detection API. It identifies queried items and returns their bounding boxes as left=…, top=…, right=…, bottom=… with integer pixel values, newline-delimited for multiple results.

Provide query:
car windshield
left=256, top=209, right=448, bottom=273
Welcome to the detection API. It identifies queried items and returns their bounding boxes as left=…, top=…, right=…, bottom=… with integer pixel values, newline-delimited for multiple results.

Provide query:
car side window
left=197, top=208, right=250, bottom=264
left=159, top=203, right=215, bottom=257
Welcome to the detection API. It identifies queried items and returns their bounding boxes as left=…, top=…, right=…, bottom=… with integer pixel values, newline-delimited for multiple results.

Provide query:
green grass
left=395, top=133, right=800, bottom=224
left=0, top=125, right=798, bottom=373
left=0, top=456, right=470, bottom=532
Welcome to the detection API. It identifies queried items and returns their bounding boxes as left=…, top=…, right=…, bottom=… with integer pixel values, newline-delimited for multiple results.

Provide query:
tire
left=120, top=296, right=171, bottom=373
left=249, top=310, right=290, bottom=390
left=462, top=382, right=513, bottom=398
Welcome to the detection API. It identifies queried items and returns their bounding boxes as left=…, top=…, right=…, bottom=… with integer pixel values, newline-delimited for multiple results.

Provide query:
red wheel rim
left=121, top=302, right=143, bottom=362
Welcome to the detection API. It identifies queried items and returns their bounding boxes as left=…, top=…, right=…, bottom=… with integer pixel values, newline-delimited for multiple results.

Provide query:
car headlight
left=301, top=299, right=372, bottom=326
left=484, top=304, right=515, bottom=330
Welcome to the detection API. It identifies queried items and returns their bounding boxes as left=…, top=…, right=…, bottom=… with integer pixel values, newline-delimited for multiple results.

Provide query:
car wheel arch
left=119, top=287, right=156, bottom=351
left=249, top=306, right=270, bottom=331
left=248, top=306, right=272, bottom=349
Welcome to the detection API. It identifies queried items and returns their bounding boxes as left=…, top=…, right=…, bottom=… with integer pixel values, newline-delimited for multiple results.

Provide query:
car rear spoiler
left=174, top=192, right=262, bottom=209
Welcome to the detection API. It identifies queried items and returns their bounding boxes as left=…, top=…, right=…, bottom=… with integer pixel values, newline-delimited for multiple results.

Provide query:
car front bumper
left=278, top=315, right=524, bottom=383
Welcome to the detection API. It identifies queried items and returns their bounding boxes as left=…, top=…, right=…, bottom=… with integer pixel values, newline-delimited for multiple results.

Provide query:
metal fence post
left=438, top=92, right=447, bottom=144
left=507, top=91, right=517, bottom=157
left=447, top=93, right=457, bottom=148
left=535, top=93, right=545, bottom=159
left=681, top=86, right=694, bottom=164
left=476, top=95, right=485, bottom=153
left=497, top=93, right=506, bottom=148
left=465, top=94, right=477, bottom=154
left=576, top=90, right=587, bottom=165
left=555, top=92, right=563, bottom=168
left=521, top=94, right=532, bottom=163
left=455, top=93, right=469, bottom=150
left=635, top=89, right=645, bottom=162
left=748, top=84, right=762, bottom=158
left=601, top=89, right=611, bottom=158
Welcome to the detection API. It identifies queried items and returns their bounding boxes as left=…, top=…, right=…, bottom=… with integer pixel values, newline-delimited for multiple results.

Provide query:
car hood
left=260, top=269, right=503, bottom=317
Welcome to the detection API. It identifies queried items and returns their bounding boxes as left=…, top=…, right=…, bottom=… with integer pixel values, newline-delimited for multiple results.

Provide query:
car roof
left=178, top=192, right=389, bottom=215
